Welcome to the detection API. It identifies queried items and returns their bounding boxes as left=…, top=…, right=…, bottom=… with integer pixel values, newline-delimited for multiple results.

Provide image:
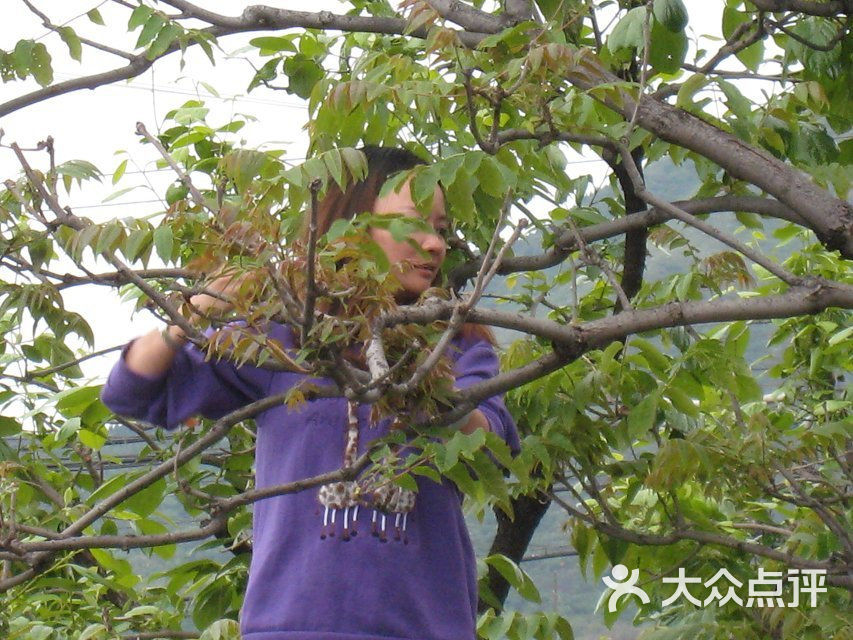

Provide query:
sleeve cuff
left=102, top=339, right=173, bottom=409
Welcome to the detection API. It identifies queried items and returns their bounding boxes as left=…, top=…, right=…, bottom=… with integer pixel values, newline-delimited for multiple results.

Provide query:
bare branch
left=426, top=0, right=505, bottom=32
left=449, top=195, right=806, bottom=287
left=616, top=144, right=802, bottom=286
left=21, top=0, right=135, bottom=60
left=565, top=217, right=632, bottom=311
left=135, top=122, right=209, bottom=212
left=770, top=15, right=849, bottom=51
left=749, top=0, right=852, bottom=17
left=24, top=345, right=123, bottom=380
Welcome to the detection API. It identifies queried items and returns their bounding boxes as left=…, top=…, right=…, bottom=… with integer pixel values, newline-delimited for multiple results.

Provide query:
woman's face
left=369, top=178, right=448, bottom=302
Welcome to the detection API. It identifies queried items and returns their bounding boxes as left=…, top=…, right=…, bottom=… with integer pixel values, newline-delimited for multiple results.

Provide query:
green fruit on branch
left=653, top=0, right=689, bottom=32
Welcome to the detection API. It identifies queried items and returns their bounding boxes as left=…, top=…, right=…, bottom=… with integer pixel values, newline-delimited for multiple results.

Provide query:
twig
left=135, top=122, right=209, bottom=212
left=464, top=191, right=523, bottom=311
left=770, top=15, right=849, bottom=51
left=615, top=144, right=802, bottom=286
left=587, top=0, right=603, bottom=50
left=393, top=302, right=465, bottom=393
left=565, top=217, right=632, bottom=311
left=461, top=67, right=494, bottom=154
left=22, top=0, right=135, bottom=60
left=625, top=1, right=652, bottom=142
left=24, top=345, right=123, bottom=379
left=301, top=178, right=322, bottom=343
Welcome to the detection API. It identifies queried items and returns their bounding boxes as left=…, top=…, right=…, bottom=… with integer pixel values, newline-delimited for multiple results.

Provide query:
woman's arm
left=101, top=272, right=273, bottom=430
left=123, top=272, right=246, bottom=378
left=451, top=337, right=520, bottom=453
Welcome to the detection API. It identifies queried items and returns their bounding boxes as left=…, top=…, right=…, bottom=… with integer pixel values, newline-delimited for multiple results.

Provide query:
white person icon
left=602, top=564, right=651, bottom=612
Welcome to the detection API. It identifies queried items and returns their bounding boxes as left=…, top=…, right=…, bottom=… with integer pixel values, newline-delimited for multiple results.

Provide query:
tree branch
left=615, top=143, right=801, bottom=285
left=449, top=195, right=806, bottom=287
left=426, top=0, right=506, bottom=32
left=749, top=0, right=853, bottom=17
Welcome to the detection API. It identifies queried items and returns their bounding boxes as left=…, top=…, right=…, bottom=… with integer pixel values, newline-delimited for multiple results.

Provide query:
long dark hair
left=307, top=145, right=495, bottom=346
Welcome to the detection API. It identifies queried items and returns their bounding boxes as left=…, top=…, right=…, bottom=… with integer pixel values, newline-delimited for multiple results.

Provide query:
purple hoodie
left=101, top=322, right=520, bottom=640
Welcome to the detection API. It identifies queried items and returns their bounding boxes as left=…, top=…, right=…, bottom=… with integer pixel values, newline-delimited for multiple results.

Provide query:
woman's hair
left=308, top=145, right=495, bottom=346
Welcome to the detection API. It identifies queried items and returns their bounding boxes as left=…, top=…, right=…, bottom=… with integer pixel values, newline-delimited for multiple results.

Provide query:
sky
left=0, top=0, right=734, bottom=387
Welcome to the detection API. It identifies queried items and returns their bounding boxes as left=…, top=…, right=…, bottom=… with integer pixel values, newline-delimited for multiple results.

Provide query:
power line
left=72, top=198, right=164, bottom=210
left=53, top=72, right=308, bottom=110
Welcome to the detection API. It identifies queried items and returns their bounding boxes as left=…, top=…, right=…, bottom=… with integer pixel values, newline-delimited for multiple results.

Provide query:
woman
left=101, top=146, right=520, bottom=640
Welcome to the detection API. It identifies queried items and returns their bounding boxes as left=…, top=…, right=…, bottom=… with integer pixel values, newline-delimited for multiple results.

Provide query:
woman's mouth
left=413, top=265, right=436, bottom=278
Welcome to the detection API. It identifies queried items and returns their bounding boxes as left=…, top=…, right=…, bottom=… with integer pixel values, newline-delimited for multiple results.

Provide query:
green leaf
left=627, top=391, right=659, bottom=439
left=200, top=619, right=241, bottom=640
left=148, top=23, right=183, bottom=59
left=165, top=183, right=189, bottom=205
left=718, top=79, right=752, bottom=120
left=249, top=36, right=297, bottom=55
left=136, top=14, right=166, bottom=49
left=222, top=149, right=269, bottom=193
left=828, top=325, right=853, bottom=347
left=653, top=0, right=688, bottom=32
left=56, top=159, right=103, bottom=183
left=79, top=624, right=108, bottom=640
left=193, top=583, right=234, bottom=631
left=87, top=8, right=105, bottom=25
left=124, top=228, right=152, bottom=262
left=58, top=26, right=82, bottom=61
left=484, top=554, right=541, bottom=603
left=112, top=158, right=128, bottom=185
left=722, top=6, right=763, bottom=71
left=648, top=19, right=688, bottom=74
left=29, top=42, right=53, bottom=86
left=607, top=7, right=646, bottom=53
left=78, top=428, right=106, bottom=450
left=631, top=337, right=670, bottom=374
left=283, top=55, right=324, bottom=99
left=676, top=73, right=710, bottom=108
left=0, top=415, right=21, bottom=436
left=128, top=5, right=153, bottom=30
left=56, top=385, right=101, bottom=415
left=122, top=476, right=165, bottom=517
left=153, top=224, right=174, bottom=262
left=665, top=385, right=699, bottom=417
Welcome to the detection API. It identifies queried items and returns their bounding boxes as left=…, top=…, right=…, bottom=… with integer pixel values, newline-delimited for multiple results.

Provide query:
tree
left=1, top=1, right=851, bottom=639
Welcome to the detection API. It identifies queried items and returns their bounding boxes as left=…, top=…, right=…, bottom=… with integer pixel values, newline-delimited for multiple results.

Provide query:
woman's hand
left=456, top=409, right=491, bottom=435
left=189, top=270, right=254, bottom=318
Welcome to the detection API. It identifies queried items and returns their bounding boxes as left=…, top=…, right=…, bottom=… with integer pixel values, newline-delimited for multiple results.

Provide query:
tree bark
left=478, top=485, right=552, bottom=612
left=607, top=146, right=647, bottom=310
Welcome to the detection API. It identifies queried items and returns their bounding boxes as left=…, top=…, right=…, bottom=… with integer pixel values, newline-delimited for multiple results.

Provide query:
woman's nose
left=420, top=231, right=446, bottom=257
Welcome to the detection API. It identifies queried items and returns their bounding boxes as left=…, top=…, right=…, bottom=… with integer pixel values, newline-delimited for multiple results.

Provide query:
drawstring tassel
left=342, top=507, right=351, bottom=542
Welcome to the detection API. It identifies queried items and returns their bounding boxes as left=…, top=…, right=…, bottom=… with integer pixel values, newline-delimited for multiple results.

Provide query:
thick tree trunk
left=478, top=485, right=552, bottom=612
left=607, top=146, right=647, bottom=309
